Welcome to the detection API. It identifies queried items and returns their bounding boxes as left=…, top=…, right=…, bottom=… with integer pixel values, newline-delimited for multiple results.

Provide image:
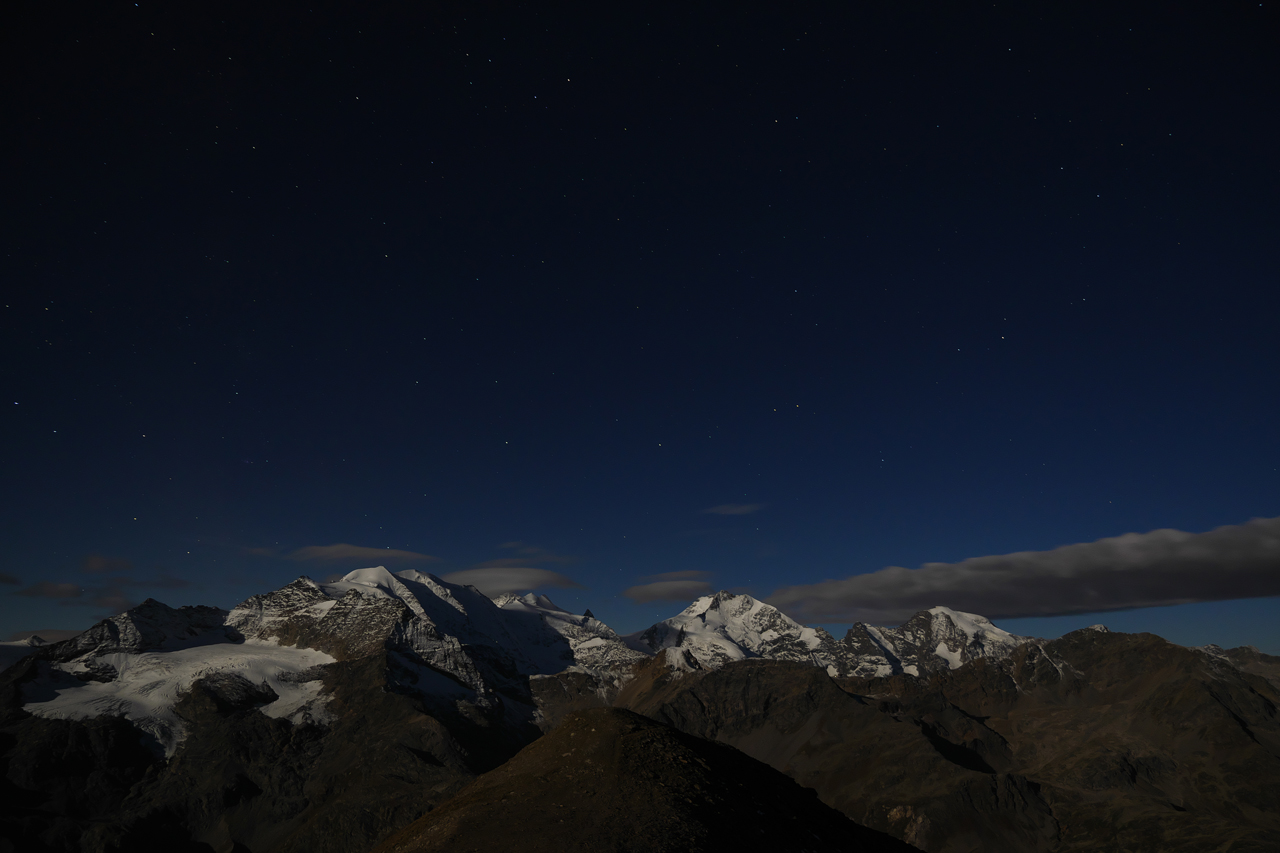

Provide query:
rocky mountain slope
left=617, top=629, right=1280, bottom=852
left=2, top=573, right=1278, bottom=853
left=370, top=707, right=920, bottom=853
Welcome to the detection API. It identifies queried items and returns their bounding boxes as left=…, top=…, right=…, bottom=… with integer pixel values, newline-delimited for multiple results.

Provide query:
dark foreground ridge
left=372, top=707, right=920, bottom=853
left=617, top=633, right=1280, bottom=852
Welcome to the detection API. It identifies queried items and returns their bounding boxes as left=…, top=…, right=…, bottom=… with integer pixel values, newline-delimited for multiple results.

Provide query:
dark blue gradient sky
left=3, top=1, right=1277, bottom=650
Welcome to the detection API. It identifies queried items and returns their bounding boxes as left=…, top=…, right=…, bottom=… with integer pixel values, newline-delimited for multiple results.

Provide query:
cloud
left=640, top=570, right=711, bottom=582
left=83, top=554, right=132, bottom=573
left=767, top=516, right=1280, bottom=624
left=623, top=571, right=717, bottom=603
left=287, top=543, right=436, bottom=563
left=88, top=589, right=136, bottom=613
left=704, top=503, right=763, bottom=516
left=16, top=582, right=83, bottom=599
left=496, top=542, right=573, bottom=563
left=472, top=558, right=547, bottom=569
left=10, top=570, right=177, bottom=617
left=439, top=567, right=584, bottom=596
left=0, top=572, right=19, bottom=585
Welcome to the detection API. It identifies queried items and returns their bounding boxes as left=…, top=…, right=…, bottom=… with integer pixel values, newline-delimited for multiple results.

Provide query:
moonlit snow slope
left=23, top=640, right=335, bottom=756
left=827, top=605, right=1029, bottom=678
left=493, top=592, right=647, bottom=680
left=624, top=591, right=835, bottom=670
left=16, top=566, right=660, bottom=761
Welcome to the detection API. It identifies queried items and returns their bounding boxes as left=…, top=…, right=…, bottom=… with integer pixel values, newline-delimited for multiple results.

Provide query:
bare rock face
left=61, top=599, right=236, bottom=657
left=369, top=707, right=920, bottom=853
left=1196, top=642, right=1280, bottom=690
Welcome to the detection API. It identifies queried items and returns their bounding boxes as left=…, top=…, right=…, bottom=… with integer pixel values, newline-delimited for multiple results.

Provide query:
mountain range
left=2, top=567, right=1277, bottom=852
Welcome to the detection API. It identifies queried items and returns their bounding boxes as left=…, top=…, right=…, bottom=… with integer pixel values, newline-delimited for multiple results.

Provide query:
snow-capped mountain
left=12, top=567, right=648, bottom=756
left=227, top=566, right=646, bottom=691
left=624, top=591, right=837, bottom=670
left=6, top=581, right=1037, bottom=756
left=4, top=575, right=1034, bottom=762
left=623, top=592, right=1029, bottom=678
left=0, top=634, right=49, bottom=673
left=493, top=592, right=647, bottom=680
left=826, top=606, right=1029, bottom=678
left=19, top=598, right=333, bottom=756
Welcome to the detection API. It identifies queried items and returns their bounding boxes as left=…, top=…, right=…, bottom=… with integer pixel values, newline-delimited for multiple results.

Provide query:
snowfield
left=24, top=639, right=334, bottom=756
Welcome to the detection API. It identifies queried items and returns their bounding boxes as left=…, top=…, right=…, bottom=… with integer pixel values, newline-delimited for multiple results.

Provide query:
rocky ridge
left=370, top=707, right=920, bottom=853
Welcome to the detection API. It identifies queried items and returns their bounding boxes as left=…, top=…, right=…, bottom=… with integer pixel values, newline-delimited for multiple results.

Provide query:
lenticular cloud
left=767, top=516, right=1280, bottom=624
left=439, top=567, right=584, bottom=596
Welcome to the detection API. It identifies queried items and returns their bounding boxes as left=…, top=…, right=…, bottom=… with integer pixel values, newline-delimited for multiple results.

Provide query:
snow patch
left=934, top=641, right=963, bottom=670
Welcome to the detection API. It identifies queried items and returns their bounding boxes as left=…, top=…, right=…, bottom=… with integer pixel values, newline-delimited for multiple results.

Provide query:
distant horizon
left=8, top=522, right=1279, bottom=655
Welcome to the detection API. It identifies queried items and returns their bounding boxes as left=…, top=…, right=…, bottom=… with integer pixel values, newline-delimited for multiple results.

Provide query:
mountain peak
left=625, top=590, right=829, bottom=669
left=830, top=606, right=1028, bottom=678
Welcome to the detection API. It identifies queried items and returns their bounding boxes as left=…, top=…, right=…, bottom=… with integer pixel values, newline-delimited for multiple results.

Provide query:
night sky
left=4, top=1, right=1278, bottom=651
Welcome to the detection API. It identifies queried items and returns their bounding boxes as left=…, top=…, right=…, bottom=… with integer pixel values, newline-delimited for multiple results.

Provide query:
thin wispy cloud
left=16, top=582, right=82, bottom=599
left=287, top=543, right=436, bottom=563
left=495, top=542, right=574, bottom=563
left=440, top=567, right=584, bottom=596
left=624, top=570, right=714, bottom=604
left=473, top=557, right=552, bottom=569
left=8, top=563, right=190, bottom=621
left=0, top=572, right=19, bottom=585
left=767, top=516, right=1280, bottom=624
left=89, top=589, right=136, bottom=613
left=704, top=503, right=763, bottom=516
left=642, top=570, right=711, bottom=582
left=14, top=578, right=138, bottom=614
